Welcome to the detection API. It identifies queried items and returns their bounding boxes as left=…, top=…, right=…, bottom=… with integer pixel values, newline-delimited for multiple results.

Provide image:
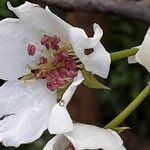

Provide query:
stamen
left=72, top=56, right=78, bottom=60
left=68, top=52, right=76, bottom=56
left=33, top=69, right=44, bottom=79
left=27, top=44, right=36, bottom=56
left=27, top=35, right=80, bottom=91
left=41, top=35, right=50, bottom=45
left=49, top=35, right=61, bottom=50
left=75, top=60, right=81, bottom=63
left=39, top=56, right=48, bottom=65
left=68, top=49, right=73, bottom=53
left=77, top=64, right=84, bottom=69
left=43, top=51, right=78, bottom=91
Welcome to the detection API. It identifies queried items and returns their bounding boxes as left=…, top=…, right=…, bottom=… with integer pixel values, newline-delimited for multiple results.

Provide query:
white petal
left=128, top=55, right=138, bottom=64
left=0, top=18, right=43, bottom=80
left=135, top=28, right=150, bottom=73
left=43, top=135, right=60, bottom=150
left=0, top=80, right=57, bottom=147
left=64, top=123, right=126, bottom=150
left=48, top=71, right=84, bottom=134
left=62, top=71, right=84, bottom=106
left=128, top=46, right=140, bottom=64
left=7, top=1, right=71, bottom=42
left=45, top=6, right=71, bottom=32
left=48, top=103, right=73, bottom=134
left=68, top=23, right=111, bottom=78
left=43, top=135, right=69, bottom=150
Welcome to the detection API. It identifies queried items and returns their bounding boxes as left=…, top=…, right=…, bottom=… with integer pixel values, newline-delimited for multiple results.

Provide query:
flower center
left=38, top=51, right=78, bottom=91
left=23, top=35, right=84, bottom=91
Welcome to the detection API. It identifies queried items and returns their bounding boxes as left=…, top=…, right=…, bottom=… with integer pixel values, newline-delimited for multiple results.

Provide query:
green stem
left=105, top=84, right=150, bottom=129
left=110, top=48, right=138, bottom=61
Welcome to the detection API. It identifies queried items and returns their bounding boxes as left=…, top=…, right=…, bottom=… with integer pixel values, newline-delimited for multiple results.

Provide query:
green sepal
left=81, top=69, right=110, bottom=90
left=57, top=88, right=67, bottom=102
left=57, top=80, right=72, bottom=101
left=112, top=127, right=131, bottom=134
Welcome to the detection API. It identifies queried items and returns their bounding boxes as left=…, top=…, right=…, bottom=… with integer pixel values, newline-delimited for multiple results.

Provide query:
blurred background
left=0, top=0, right=150, bottom=149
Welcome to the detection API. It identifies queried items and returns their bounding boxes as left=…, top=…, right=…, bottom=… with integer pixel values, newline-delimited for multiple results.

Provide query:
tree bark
left=31, top=0, right=150, bottom=24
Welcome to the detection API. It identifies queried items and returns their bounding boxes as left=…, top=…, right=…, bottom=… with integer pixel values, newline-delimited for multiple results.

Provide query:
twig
left=30, top=0, right=150, bottom=24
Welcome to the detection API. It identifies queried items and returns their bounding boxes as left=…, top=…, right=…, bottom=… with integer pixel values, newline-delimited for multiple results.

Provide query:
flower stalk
left=110, top=48, right=138, bottom=61
left=105, top=83, right=150, bottom=129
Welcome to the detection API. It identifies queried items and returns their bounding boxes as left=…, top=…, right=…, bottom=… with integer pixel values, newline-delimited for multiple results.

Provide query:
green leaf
left=81, top=69, right=110, bottom=90
left=112, top=127, right=131, bottom=134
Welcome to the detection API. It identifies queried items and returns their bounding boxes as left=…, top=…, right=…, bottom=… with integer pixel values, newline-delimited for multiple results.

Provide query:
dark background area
left=0, top=0, right=150, bottom=149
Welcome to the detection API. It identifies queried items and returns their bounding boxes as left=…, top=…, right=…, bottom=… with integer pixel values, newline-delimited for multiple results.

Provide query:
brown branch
left=31, top=0, right=150, bottom=24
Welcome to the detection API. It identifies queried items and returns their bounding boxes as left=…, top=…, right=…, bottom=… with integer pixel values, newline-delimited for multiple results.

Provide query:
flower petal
left=64, top=123, right=126, bottom=150
left=135, top=28, right=150, bottom=73
left=48, top=103, right=73, bottom=134
left=128, top=55, right=138, bottom=64
left=68, top=23, right=111, bottom=78
left=0, top=80, right=57, bottom=147
left=0, top=18, right=43, bottom=80
left=48, top=71, right=84, bottom=134
left=43, top=135, right=69, bottom=150
left=62, top=71, right=84, bottom=106
left=7, top=1, right=71, bottom=41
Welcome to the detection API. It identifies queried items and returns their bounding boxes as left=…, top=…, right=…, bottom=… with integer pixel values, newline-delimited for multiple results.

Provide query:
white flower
left=128, top=28, right=150, bottom=73
left=0, top=1, right=111, bottom=81
left=43, top=123, right=126, bottom=150
left=0, top=1, right=111, bottom=147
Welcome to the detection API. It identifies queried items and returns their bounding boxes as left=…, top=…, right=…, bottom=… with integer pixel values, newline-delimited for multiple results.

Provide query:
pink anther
left=39, top=56, right=48, bottom=65
left=27, top=44, right=36, bottom=56
left=41, top=35, right=50, bottom=45
left=49, top=35, right=61, bottom=50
